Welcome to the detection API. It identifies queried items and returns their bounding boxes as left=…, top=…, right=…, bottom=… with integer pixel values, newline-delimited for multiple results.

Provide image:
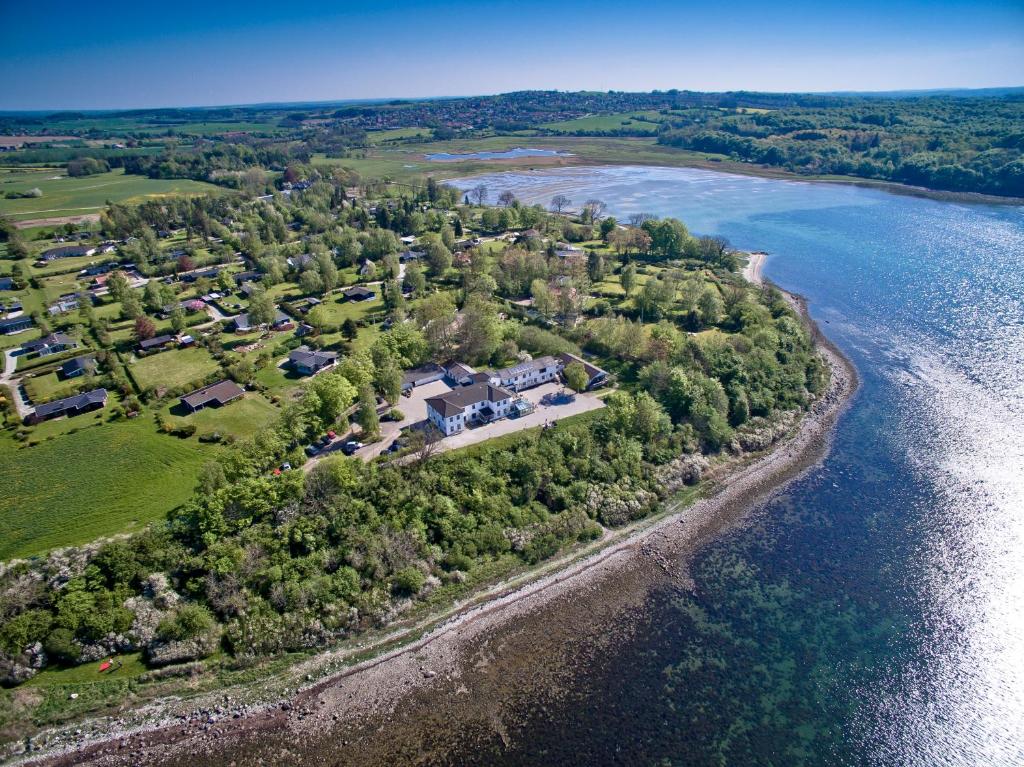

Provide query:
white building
left=489, top=356, right=560, bottom=392
left=426, top=382, right=514, bottom=436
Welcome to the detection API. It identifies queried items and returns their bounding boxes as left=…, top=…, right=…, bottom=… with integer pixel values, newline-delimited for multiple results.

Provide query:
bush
left=44, top=628, right=80, bottom=664
left=157, top=604, right=215, bottom=642
left=391, top=567, right=426, bottom=596
left=387, top=408, right=404, bottom=422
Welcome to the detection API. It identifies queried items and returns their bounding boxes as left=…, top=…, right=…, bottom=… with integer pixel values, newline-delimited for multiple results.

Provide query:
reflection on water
left=445, top=167, right=1024, bottom=765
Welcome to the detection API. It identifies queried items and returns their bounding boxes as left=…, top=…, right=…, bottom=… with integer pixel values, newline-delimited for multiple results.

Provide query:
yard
left=130, top=346, right=221, bottom=392
left=22, top=369, right=89, bottom=403
left=162, top=392, right=279, bottom=440
left=0, top=417, right=215, bottom=560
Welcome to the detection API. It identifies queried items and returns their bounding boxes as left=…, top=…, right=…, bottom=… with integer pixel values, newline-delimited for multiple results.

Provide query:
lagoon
left=425, top=147, right=570, bottom=161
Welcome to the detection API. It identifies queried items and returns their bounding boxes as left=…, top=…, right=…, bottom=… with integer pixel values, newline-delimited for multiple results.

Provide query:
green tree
left=620, top=264, right=637, bottom=296
left=356, top=385, right=379, bottom=439
left=247, top=286, right=276, bottom=327
left=563, top=362, right=589, bottom=393
left=341, top=317, right=358, bottom=340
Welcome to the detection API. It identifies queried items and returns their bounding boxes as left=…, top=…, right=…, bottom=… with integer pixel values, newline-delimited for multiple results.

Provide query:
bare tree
left=497, top=190, right=517, bottom=207
left=627, top=212, right=655, bottom=227
left=410, top=424, right=443, bottom=467
left=470, top=184, right=488, bottom=206
left=549, top=194, right=571, bottom=214
left=583, top=199, right=607, bottom=222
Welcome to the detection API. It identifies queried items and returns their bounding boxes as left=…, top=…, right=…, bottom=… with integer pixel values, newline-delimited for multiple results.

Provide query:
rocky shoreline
left=17, top=276, right=857, bottom=767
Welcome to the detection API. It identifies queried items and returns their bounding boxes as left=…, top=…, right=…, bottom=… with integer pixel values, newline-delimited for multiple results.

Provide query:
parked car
left=280, top=462, right=291, bottom=471
left=326, top=430, right=337, bottom=440
left=304, top=444, right=320, bottom=457
left=341, top=440, right=364, bottom=455
left=384, top=441, right=401, bottom=454
left=317, top=434, right=332, bottom=447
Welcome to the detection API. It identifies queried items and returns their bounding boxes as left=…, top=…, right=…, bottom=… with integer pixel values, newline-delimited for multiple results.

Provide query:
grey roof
left=22, top=332, right=76, bottom=352
left=426, top=382, right=513, bottom=418
left=556, top=352, right=608, bottom=382
left=402, top=363, right=445, bottom=386
left=0, top=277, right=13, bottom=290
left=34, top=388, right=107, bottom=419
left=41, top=245, right=91, bottom=260
left=288, top=347, right=338, bottom=369
left=0, top=316, right=32, bottom=331
left=444, top=361, right=476, bottom=378
left=61, top=355, right=96, bottom=375
left=494, top=355, right=559, bottom=379
left=138, top=334, right=175, bottom=349
left=343, top=286, right=375, bottom=299
left=181, top=380, right=244, bottom=410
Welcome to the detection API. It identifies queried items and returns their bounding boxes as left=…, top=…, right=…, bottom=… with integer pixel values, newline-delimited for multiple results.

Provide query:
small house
left=137, top=334, right=175, bottom=353
left=0, top=277, right=13, bottom=291
left=30, top=388, right=107, bottom=423
left=22, top=332, right=77, bottom=357
left=288, top=347, right=338, bottom=376
left=401, top=363, right=445, bottom=393
left=556, top=352, right=609, bottom=390
left=60, top=355, right=97, bottom=380
left=180, top=380, right=245, bottom=412
left=342, top=286, right=376, bottom=302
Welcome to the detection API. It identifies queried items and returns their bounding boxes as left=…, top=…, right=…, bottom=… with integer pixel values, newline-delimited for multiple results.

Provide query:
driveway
left=1, top=349, right=34, bottom=421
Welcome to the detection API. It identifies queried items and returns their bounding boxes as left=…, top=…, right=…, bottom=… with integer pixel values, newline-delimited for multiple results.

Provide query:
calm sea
left=446, top=166, right=1024, bottom=766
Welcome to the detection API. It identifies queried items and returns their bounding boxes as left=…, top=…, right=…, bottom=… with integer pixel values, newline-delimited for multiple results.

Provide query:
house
left=40, top=245, right=95, bottom=261
left=60, top=355, right=97, bottom=379
left=30, top=388, right=107, bottom=423
left=47, top=295, right=81, bottom=315
left=556, top=352, right=609, bottom=390
left=401, top=363, right=445, bottom=393
left=342, top=286, right=376, bottom=302
left=22, top=332, right=77, bottom=357
left=137, top=334, right=176, bottom=353
left=399, top=250, right=425, bottom=263
left=400, top=235, right=417, bottom=245
left=239, top=281, right=261, bottom=298
left=0, top=277, right=13, bottom=291
left=233, top=270, right=262, bottom=286
left=489, top=356, right=560, bottom=392
left=426, top=382, right=514, bottom=436
left=357, top=259, right=375, bottom=277
left=179, top=267, right=222, bottom=283
left=288, top=347, right=338, bottom=376
left=444, top=361, right=477, bottom=386
left=286, top=254, right=314, bottom=269
left=232, top=309, right=291, bottom=332
left=180, top=380, right=245, bottom=412
left=82, top=262, right=119, bottom=276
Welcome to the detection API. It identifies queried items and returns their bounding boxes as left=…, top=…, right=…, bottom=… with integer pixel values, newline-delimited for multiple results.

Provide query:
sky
left=1, top=0, right=1022, bottom=110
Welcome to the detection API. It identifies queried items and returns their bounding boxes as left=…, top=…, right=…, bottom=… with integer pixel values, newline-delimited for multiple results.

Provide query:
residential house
left=180, top=380, right=245, bottom=412
left=286, top=254, right=314, bottom=269
left=401, top=363, right=445, bottom=393
left=47, top=294, right=81, bottom=315
left=137, top=334, right=176, bottom=353
left=357, top=259, right=375, bottom=277
left=0, top=316, right=33, bottom=334
left=489, top=356, right=560, bottom=392
left=400, top=235, right=417, bottom=245
left=179, top=267, right=222, bottom=283
left=342, top=286, right=376, bottom=302
left=426, top=382, right=514, bottom=436
left=22, top=332, right=77, bottom=357
left=30, top=388, right=107, bottom=423
left=288, top=347, right=338, bottom=376
left=233, top=270, right=262, bottom=286
left=556, top=352, right=609, bottom=390
left=399, top=250, right=425, bottom=263
left=444, top=361, right=477, bottom=386
left=60, top=355, right=97, bottom=379
left=40, top=245, right=95, bottom=261
left=233, top=309, right=291, bottom=333
left=82, top=262, right=119, bottom=277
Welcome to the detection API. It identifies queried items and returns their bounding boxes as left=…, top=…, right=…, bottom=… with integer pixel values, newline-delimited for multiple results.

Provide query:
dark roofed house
left=60, top=355, right=97, bottom=380
left=180, top=380, right=245, bottom=412
left=233, top=309, right=291, bottom=332
left=426, top=382, right=514, bottom=436
left=444, top=361, right=477, bottom=386
left=399, top=250, right=425, bottom=263
left=0, top=316, right=33, bottom=335
left=137, top=334, right=176, bottom=353
left=401, top=363, right=445, bottom=393
left=342, top=286, right=376, bottom=302
left=288, top=347, right=338, bottom=376
left=233, top=270, right=262, bottom=285
left=22, top=332, right=77, bottom=357
left=31, top=388, right=107, bottom=423
left=556, top=352, right=609, bottom=390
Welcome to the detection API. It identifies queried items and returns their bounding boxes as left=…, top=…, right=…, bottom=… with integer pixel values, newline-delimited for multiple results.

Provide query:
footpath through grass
left=0, top=417, right=215, bottom=560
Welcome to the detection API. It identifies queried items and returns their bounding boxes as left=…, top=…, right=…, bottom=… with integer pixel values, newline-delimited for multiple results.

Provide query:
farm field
left=0, top=417, right=214, bottom=560
left=129, top=346, right=221, bottom=392
left=540, top=111, right=664, bottom=133
left=0, top=167, right=221, bottom=221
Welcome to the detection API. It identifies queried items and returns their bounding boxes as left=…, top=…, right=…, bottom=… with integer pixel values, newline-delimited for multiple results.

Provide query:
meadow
left=0, top=167, right=221, bottom=221
left=129, top=346, right=221, bottom=392
left=0, top=417, right=214, bottom=560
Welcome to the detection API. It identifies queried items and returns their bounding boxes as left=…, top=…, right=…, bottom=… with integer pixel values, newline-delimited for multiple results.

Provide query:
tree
left=341, top=317, right=358, bottom=340
left=134, top=315, right=156, bottom=342
left=550, top=195, right=571, bottom=214
left=530, top=278, right=555, bottom=318
left=498, top=190, right=517, bottom=207
left=143, top=280, right=164, bottom=313
left=300, top=269, right=324, bottom=296
left=620, top=263, right=637, bottom=296
left=469, top=184, right=488, bottom=206
left=356, top=385, right=379, bottom=439
left=403, top=262, right=426, bottom=296
left=247, top=286, right=276, bottom=327
left=564, top=362, right=589, bottom=393
left=107, top=271, right=130, bottom=304
left=600, top=217, right=617, bottom=241
left=307, top=305, right=328, bottom=333
left=176, top=254, right=195, bottom=273
left=121, top=290, right=143, bottom=320
left=424, top=237, right=452, bottom=276
left=169, top=305, right=187, bottom=334
left=582, top=199, right=607, bottom=222
left=415, top=291, right=457, bottom=359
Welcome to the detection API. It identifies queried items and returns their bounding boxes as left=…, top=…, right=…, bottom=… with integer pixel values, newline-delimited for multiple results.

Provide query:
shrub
left=391, top=567, right=426, bottom=596
left=388, top=408, right=404, bottom=422
left=44, top=628, right=80, bottom=664
left=156, top=604, right=215, bottom=642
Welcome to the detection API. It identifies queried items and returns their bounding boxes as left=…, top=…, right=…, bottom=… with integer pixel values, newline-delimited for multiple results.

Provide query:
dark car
left=304, top=444, right=320, bottom=457
left=317, top=434, right=332, bottom=447
left=385, top=441, right=401, bottom=454
left=341, top=440, right=364, bottom=455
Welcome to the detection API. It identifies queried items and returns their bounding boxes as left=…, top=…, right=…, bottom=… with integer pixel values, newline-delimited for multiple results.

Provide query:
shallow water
left=425, top=147, right=570, bottom=161
left=443, top=166, right=1024, bottom=765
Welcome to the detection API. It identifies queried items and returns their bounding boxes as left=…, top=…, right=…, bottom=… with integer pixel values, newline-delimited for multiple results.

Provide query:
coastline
left=20, top=267, right=859, bottom=766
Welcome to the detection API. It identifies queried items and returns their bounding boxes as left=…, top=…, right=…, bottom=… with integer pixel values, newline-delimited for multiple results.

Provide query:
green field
left=0, top=417, right=214, bottom=560
left=540, top=111, right=664, bottom=134
left=130, top=346, right=221, bottom=392
left=0, top=167, right=222, bottom=221
left=367, top=127, right=432, bottom=143
left=164, top=392, right=279, bottom=439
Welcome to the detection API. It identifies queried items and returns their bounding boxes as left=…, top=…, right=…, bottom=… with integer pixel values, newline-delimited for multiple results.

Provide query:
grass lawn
left=130, top=346, right=221, bottom=391
left=318, top=295, right=384, bottom=326
left=21, top=369, right=90, bottom=402
left=0, top=168, right=221, bottom=222
left=0, top=417, right=215, bottom=560
left=540, top=111, right=663, bottom=134
left=367, top=127, right=432, bottom=143
left=163, top=392, right=279, bottom=440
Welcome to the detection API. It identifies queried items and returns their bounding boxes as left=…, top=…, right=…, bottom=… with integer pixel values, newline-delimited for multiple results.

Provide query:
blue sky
left=1, top=0, right=1022, bottom=109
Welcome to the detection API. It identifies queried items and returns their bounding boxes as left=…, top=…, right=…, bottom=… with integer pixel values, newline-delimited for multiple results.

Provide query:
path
left=0, top=349, right=33, bottom=421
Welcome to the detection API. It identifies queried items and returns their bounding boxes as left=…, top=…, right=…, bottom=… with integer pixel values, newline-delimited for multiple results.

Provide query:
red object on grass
left=98, top=661, right=112, bottom=672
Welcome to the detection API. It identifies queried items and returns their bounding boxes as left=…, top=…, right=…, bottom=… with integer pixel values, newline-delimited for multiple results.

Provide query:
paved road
left=0, top=349, right=34, bottom=421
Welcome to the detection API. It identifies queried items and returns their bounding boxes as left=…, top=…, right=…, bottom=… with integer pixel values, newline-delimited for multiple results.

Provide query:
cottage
left=180, top=380, right=245, bottom=412
left=233, top=309, right=291, bottom=332
left=40, top=245, right=95, bottom=261
left=357, top=259, right=376, bottom=277
left=444, top=361, right=477, bottom=386
left=233, top=270, right=262, bottom=286
left=556, top=352, right=609, bottom=390
left=82, top=262, right=118, bottom=277
left=179, top=267, right=222, bottom=283
left=400, top=235, right=417, bottom=245
left=60, top=355, right=97, bottom=379
left=137, top=334, right=176, bottom=353
left=401, top=363, right=445, bottom=393
left=342, top=286, right=376, bottom=302
left=489, top=356, right=560, bottom=392
left=22, top=332, right=77, bottom=357
left=288, top=347, right=338, bottom=376
left=31, top=388, right=107, bottom=423
left=426, top=382, right=514, bottom=436
left=399, top=250, right=425, bottom=263
left=47, top=295, right=81, bottom=315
